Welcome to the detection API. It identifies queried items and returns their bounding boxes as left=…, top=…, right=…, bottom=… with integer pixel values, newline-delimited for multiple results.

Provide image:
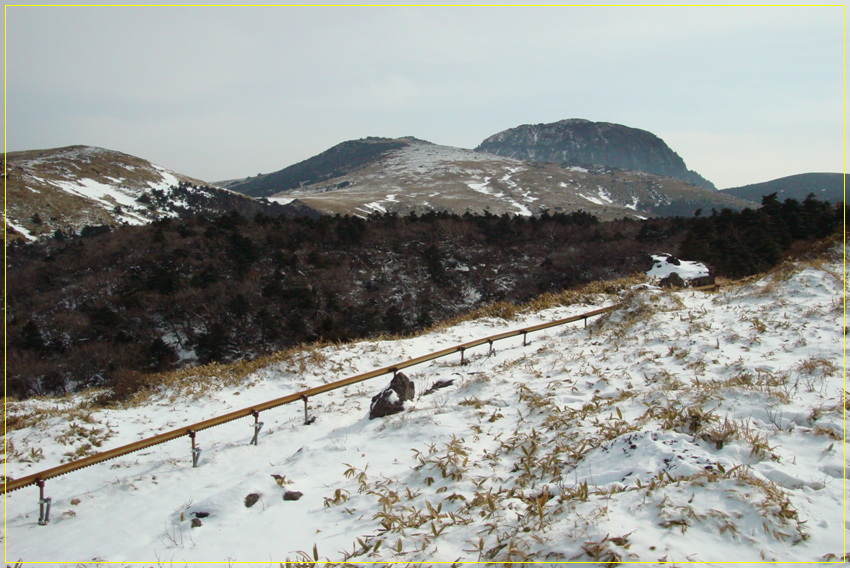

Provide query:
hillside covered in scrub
left=3, top=238, right=846, bottom=564
left=3, top=145, right=318, bottom=241
left=5, top=195, right=843, bottom=400
left=721, top=172, right=847, bottom=205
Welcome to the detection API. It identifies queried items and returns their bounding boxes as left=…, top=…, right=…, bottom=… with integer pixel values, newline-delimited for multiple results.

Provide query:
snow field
left=3, top=251, right=847, bottom=566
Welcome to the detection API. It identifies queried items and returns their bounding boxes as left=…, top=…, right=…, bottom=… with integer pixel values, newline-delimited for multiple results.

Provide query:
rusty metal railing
left=0, top=284, right=719, bottom=508
left=0, top=284, right=720, bottom=525
left=6, top=282, right=722, bottom=519
left=4, top=304, right=623, bottom=499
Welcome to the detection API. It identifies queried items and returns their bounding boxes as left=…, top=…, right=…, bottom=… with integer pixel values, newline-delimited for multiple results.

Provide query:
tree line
left=6, top=194, right=843, bottom=399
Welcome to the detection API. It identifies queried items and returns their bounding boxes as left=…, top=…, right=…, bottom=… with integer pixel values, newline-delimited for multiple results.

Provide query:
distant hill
left=227, top=138, right=752, bottom=220
left=720, top=173, right=846, bottom=204
left=4, top=145, right=317, bottom=241
left=475, top=119, right=716, bottom=190
left=222, top=137, right=412, bottom=198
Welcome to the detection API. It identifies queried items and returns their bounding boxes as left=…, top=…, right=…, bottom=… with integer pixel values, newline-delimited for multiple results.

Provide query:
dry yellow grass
left=431, top=272, right=647, bottom=331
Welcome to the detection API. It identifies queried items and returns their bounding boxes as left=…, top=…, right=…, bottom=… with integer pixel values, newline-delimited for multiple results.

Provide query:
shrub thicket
left=6, top=196, right=842, bottom=399
left=679, top=194, right=843, bottom=278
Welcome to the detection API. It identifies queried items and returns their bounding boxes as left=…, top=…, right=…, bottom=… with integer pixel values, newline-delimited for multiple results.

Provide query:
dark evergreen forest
left=6, top=194, right=843, bottom=399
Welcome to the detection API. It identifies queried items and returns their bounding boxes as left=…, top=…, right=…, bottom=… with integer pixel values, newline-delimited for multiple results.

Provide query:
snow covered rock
left=648, top=253, right=713, bottom=287
left=369, top=372, right=415, bottom=419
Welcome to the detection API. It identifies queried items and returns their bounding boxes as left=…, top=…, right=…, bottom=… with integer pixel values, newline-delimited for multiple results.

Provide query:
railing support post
left=459, top=347, right=466, bottom=365
left=189, top=430, right=201, bottom=468
left=250, top=410, right=264, bottom=446
left=487, top=339, right=494, bottom=357
left=36, top=479, right=51, bottom=525
left=301, top=395, right=315, bottom=425
left=523, top=331, right=528, bottom=346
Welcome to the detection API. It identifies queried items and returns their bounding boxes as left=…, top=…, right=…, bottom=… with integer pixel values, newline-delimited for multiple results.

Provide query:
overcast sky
left=5, top=6, right=845, bottom=188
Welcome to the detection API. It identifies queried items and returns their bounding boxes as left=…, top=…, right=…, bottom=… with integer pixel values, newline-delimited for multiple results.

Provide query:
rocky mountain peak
left=475, top=119, right=715, bottom=190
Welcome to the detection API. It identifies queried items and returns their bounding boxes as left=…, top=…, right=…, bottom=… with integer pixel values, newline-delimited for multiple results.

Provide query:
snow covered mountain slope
left=3, top=246, right=846, bottom=565
left=4, top=146, right=314, bottom=241
left=5, top=146, right=202, bottom=239
left=252, top=139, right=753, bottom=220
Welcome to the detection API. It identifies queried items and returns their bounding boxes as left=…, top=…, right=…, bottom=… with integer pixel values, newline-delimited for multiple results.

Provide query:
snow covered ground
left=3, top=248, right=847, bottom=566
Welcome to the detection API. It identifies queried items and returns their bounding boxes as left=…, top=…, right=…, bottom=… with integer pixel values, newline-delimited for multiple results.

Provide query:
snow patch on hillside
left=149, top=166, right=181, bottom=192
left=508, top=199, right=533, bottom=216
left=579, top=192, right=605, bottom=205
left=5, top=215, right=36, bottom=240
left=385, top=142, right=520, bottom=173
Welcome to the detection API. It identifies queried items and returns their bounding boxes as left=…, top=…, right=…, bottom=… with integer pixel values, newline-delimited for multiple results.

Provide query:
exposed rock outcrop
left=369, top=372, right=415, bottom=419
left=475, top=119, right=715, bottom=190
left=659, top=273, right=685, bottom=288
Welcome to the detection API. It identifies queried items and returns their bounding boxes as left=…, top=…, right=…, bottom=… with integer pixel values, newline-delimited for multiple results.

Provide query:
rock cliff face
left=475, top=119, right=715, bottom=190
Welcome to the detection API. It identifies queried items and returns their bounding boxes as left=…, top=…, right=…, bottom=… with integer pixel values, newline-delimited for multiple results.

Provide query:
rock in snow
left=659, top=272, right=686, bottom=288
left=369, top=372, right=415, bottom=419
left=244, top=493, right=260, bottom=508
left=283, top=491, right=303, bottom=501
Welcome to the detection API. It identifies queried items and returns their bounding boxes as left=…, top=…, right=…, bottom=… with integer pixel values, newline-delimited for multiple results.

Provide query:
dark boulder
left=244, top=493, right=260, bottom=508
left=423, top=378, right=455, bottom=396
left=369, top=372, right=415, bottom=419
left=283, top=490, right=303, bottom=501
left=659, top=272, right=685, bottom=288
left=690, top=274, right=716, bottom=288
